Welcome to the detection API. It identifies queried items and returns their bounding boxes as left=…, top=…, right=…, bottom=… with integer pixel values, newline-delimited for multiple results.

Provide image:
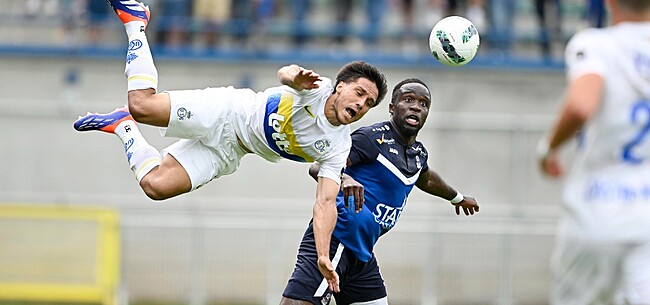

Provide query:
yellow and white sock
left=124, top=22, right=158, bottom=92
left=114, top=120, right=161, bottom=182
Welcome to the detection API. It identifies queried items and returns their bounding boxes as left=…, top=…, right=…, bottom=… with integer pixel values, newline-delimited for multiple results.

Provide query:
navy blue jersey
left=333, top=121, right=429, bottom=262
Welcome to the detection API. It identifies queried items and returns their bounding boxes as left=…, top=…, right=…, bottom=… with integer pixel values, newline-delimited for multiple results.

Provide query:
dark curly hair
left=333, top=61, right=388, bottom=107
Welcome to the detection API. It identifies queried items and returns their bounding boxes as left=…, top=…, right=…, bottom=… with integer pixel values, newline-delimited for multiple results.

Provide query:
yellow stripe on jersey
left=278, top=94, right=314, bottom=162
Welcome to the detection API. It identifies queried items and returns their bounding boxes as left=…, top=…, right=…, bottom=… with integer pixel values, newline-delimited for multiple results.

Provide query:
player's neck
left=388, top=121, right=416, bottom=146
left=324, top=94, right=341, bottom=126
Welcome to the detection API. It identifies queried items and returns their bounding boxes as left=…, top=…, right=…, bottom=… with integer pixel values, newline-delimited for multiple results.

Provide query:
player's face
left=390, top=83, right=431, bottom=137
left=333, top=78, right=379, bottom=125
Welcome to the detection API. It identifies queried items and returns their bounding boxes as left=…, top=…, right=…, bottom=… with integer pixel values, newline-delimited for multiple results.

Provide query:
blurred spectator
left=331, top=0, right=387, bottom=49
left=229, top=0, right=274, bottom=50
left=250, top=0, right=275, bottom=50
left=86, top=0, right=112, bottom=45
left=24, top=0, right=85, bottom=45
left=586, top=0, right=606, bottom=27
left=155, top=0, right=192, bottom=49
left=192, top=0, right=231, bottom=50
left=397, top=0, right=418, bottom=56
left=450, top=0, right=486, bottom=30
left=425, top=0, right=444, bottom=30
left=398, top=0, right=415, bottom=37
left=488, top=0, right=515, bottom=55
left=427, top=0, right=486, bottom=31
left=24, top=0, right=59, bottom=17
left=230, top=0, right=253, bottom=44
left=364, top=0, right=386, bottom=46
left=399, top=0, right=418, bottom=56
left=332, top=0, right=352, bottom=46
left=291, top=0, right=310, bottom=47
left=535, top=0, right=562, bottom=58
left=60, top=0, right=84, bottom=45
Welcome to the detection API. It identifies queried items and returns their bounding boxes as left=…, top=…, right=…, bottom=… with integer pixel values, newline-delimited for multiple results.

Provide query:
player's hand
left=539, top=150, right=564, bottom=178
left=317, top=256, right=340, bottom=293
left=341, top=174, right=364, bottom=213
left=293, top=68, right=321, bottom=90
left=453, top=195, right=479, bottom=216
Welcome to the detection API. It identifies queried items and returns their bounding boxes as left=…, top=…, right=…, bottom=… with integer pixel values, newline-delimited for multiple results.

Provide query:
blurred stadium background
left=0, top=0, right=598, bottom=304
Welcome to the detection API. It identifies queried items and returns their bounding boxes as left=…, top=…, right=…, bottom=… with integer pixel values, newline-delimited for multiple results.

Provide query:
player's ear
left=389, top=102, right=394, bottom=115
left=335, top=82, right=345, bottom=94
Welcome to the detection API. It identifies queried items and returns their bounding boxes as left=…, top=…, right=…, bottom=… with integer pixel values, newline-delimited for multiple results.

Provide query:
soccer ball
left=429, top=16, right=480, bottom=67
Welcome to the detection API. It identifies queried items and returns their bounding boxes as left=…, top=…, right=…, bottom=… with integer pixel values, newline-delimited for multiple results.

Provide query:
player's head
left=334, top=61, right=388, bottom=105
left=329, top=61, right=388, bottom=125
left=389, top=78, right=431, bottom=139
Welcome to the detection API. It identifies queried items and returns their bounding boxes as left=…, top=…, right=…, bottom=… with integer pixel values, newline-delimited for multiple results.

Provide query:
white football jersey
left=232, top=77, right=350, bottom=183
left=561, top=22, right=650, bottom=241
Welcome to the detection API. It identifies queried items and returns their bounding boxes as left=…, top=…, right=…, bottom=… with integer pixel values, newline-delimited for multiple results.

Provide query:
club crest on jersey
left=413, top=144, right=427, bottom=157
left=314, top=139, right=331, bottom=153
left=177, top=107, right=192, bottom=121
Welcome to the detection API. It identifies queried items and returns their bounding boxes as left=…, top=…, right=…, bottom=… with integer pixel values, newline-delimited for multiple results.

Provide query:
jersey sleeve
left=297, top=77, right=332, bottom=100
left=317, top=135, right=350, bottom=184
left=348, top=130, right=380, bottom=166
left=565, top=29, right=608, bottom=81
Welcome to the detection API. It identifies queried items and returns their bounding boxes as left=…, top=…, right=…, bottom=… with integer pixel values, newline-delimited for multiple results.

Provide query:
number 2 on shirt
left=622, top=99, right=650, bottom=164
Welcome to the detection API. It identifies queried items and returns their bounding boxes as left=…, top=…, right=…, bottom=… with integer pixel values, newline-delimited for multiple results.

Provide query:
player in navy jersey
left=280, top=78, right=479, bottom=304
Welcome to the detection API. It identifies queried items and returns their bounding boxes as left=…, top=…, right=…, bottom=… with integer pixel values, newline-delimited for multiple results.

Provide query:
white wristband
left=536, top=135, right=551, bottom=160
left=450, top=192, right=463, bottom=204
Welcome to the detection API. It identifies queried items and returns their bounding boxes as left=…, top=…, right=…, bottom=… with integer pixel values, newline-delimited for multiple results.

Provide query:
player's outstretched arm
left=278, top=64, right=321, bottom=91
left=313, top=176, right=340, bottom=293
left=537, top=73, right=604, bottom=178
left=415, top=169, right=479, bottom=216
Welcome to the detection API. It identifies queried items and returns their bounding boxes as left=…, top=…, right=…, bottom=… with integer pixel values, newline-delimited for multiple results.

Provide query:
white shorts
left=550, top=236, right=650, bottom=305
left=161, top=87, right=248, bottom=191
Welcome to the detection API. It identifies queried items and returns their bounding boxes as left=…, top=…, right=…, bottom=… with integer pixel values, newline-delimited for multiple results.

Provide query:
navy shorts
left=282, top=222, right=387, bottom=305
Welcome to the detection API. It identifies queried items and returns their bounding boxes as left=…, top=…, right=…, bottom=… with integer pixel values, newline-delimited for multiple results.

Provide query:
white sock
left=124, top=22, right=158, bottom=92
left=114, top=119, right=162, bottom=182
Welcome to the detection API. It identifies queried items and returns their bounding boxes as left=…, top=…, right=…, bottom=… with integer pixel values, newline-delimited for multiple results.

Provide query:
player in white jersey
left=537, top=0, right=650, bottom=303
left=73, top=0, right=387, bottom=288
